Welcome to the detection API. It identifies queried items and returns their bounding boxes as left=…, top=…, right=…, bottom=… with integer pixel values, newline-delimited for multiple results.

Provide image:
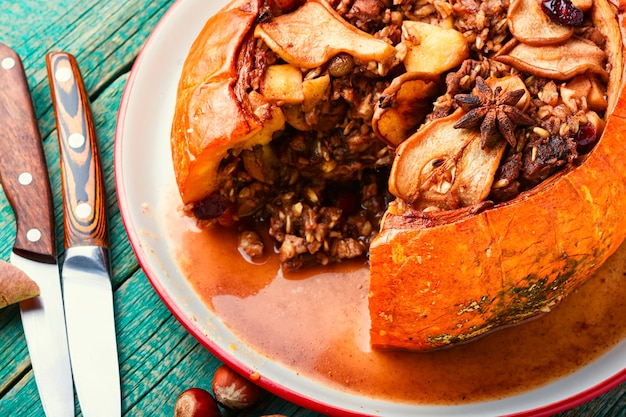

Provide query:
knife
left=46, top=51, right=121, bottom=417
left=0, top=43, right=75, bottom=416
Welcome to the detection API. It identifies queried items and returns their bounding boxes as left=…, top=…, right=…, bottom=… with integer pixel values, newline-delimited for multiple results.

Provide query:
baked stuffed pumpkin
left=171, top=0, right=626, bottom=350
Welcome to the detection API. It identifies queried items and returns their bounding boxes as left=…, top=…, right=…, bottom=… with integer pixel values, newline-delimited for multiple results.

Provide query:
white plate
left=114, top=0, right=626, bottom=415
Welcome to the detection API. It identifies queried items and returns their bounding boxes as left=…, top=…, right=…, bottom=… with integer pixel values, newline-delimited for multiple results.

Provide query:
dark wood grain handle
left=47, top=52, right=108, bottom=250
left=0, top=43, right=56, bottom=263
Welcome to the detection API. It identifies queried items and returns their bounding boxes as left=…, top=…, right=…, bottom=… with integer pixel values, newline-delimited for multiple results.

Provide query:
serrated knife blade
left=47, top=51, right=121, bottom=417
left=0, top=43, right=74, bottom=416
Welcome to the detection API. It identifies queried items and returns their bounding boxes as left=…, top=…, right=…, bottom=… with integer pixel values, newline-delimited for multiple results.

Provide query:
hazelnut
left=211, top=365, right=262, bottom=410
left=174, top=388, right=221, bottom=417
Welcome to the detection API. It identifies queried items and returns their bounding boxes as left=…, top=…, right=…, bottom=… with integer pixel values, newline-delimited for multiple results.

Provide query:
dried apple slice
left=508, top=0, right=574, bottom=45
left=254, top=0, right=397, bottom=71
left=495, top=37, right=608, bottom=81
left=389, top=110, right=506, bottom=210
left=591, top=0, right=623, bottom=113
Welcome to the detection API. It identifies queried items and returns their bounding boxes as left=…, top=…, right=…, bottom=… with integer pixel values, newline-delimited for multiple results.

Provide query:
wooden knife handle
left=0, top=43, right=56, bottom=263
left=47, top=52, right=108, bottom=250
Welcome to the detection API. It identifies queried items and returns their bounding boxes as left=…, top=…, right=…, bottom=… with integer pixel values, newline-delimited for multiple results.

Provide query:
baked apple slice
left=254, top=0, right=397, bottom=72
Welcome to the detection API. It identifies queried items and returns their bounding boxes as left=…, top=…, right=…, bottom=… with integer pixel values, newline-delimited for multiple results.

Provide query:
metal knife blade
left=47, top=51, right=120, bottom=417
left=0, top=43, right=74, bottom=416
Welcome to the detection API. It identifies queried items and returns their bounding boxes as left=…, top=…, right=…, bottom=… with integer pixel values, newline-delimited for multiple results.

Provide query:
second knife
left=47, top=51, right=121, bottom=417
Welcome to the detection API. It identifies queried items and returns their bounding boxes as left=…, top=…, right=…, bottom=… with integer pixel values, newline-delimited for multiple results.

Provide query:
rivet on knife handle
left=0, top=43, right=56, bottom=263
left=46, top=52, right=108, bottom=250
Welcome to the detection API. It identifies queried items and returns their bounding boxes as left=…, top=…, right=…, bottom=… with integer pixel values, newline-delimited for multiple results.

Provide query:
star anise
left=453, top=76, right=534, bottom=148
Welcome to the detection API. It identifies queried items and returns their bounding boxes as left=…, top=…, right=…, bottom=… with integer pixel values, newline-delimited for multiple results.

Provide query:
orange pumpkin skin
left=369, top=83, right=626, bottom=350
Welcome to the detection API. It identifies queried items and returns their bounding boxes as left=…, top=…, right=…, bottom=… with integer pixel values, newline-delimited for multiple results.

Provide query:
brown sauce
left=163, top=184, right=626, bottom=405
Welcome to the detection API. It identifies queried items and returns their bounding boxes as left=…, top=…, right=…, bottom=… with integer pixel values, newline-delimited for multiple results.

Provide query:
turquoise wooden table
left=0, top=0, right=625, bottom=416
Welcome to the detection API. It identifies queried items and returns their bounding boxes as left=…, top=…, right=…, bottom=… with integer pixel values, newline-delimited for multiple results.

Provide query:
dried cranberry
left=541, top=0, right=584, bottom=26
left=192, top=193, right=231, bottom=220
left=324, top=183, right=362, bottom=215
left=574, top=123, right=598, bottom=155
left=338, top=191, right=361, bottom=216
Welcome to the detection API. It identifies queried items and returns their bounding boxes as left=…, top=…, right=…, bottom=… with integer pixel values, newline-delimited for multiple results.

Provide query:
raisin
left=328, top=53, right=355, bottom=77
left=541, top=0, right=584, bottom=26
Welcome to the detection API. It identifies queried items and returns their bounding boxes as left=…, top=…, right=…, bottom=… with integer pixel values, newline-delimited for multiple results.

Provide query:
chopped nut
left=239, top=230, right=265, bottom=259
left=537, top=81, right=559, bottom=106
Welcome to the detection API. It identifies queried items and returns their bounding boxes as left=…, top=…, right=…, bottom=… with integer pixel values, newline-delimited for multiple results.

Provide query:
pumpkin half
left=171, top=0, right=626, bottom=350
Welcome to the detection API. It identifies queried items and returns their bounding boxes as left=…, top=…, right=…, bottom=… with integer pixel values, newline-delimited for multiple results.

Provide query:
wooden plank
left=559, top=386, right=626, bottom=417
left=0, top=369, right=49, bottom=416
left=0, top=0, right=173, bottom=263
left=0, top=307, right=30, bottom=395
left=1, top=0, right=175, bottom=146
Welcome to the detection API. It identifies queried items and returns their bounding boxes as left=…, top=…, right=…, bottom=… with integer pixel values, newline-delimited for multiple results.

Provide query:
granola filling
left=188, top=0, right=611, bottom=269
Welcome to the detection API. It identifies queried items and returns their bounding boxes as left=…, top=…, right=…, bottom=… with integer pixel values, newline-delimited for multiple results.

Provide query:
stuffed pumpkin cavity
left=171, top=0, right=626, bottom=350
